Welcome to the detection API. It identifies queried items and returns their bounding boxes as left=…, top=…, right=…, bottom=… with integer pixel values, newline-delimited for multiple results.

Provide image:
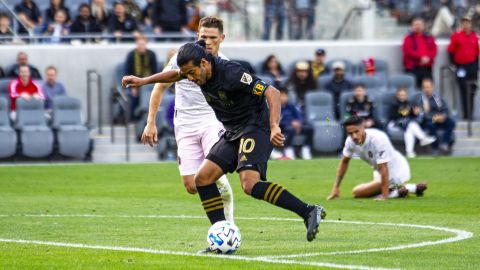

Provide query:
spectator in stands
left=325, top=61, right=352, bottom=119
left=260, top=54, right=285, bottom=87
left=91, top=0, right=110, bottom=30
left=108, top=2, right=139, bottom=41
left=402, top=17, right=437, bottom=87
left=41, top=66, right=66, bottom=110
left=345, top=84, right=375, bottom=128
left=388, top=87, right=436, bottom=158
left=8, top=65, right=44, bottom=111
left=186, top=0, right=201, bottom=32
left=271, top=88, right=313, bottom=160
left=262, top=0, right=286, bottom=40
left=431, top=0, right=455, bottom=38
left=472, top=3, right=480, bottom=33
left=123, top=0, right=142, bottom=23
left=285, top=61, right=317, bottom=106
left=14, top=0, right=43, bottom=34
left=8, top=52, right=42, bottom=79
left=44, top=0, right=71, bottom=24
left=42, top=9, right=70, bottom=44
left=310, top=48, right=327, bottom=79
left=125, top=35, right=157, bottom=119
left=70, top=4, right=103, bottom=42
left=152, top=0, right=188, bottom=36
left=289, top=0, right=317, bottom=40
left=416, top=78, right=455, bottom=154
left=447, top=15, right=479, bottom=120
left=0, top=13, right=13, bottom=44
left=142, top=0, right=154, bottom=28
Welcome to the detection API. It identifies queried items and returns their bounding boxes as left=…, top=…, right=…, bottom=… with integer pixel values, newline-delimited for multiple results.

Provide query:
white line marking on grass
left=0, top=238, right=398, bottom=270
left=0, top=214, right=473, bottom=262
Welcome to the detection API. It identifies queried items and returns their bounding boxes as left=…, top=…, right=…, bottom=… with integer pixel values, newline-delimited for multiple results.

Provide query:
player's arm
left=122, top=69, right=183, bottom=88
left=327, top=155, right=351, bottom=200
left=264, top=85, right=285, bottom=147
left=375, top=163, right=389, bottom=200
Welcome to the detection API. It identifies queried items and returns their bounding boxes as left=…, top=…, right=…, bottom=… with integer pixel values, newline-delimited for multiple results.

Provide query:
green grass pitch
left=0, top=157, right=479, bottom=269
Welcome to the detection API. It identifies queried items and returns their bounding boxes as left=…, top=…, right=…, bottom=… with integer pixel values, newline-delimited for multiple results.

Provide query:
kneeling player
left=327, top=116, right=427, bottom=200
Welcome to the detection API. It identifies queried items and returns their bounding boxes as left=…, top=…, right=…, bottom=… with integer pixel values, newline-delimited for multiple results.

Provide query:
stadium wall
left=0, top=40, right=452, bottom=123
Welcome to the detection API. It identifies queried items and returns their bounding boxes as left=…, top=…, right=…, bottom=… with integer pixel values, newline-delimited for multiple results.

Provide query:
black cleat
left=415, top=183, right=428, bottom=197
left=197, top=247, right=217, bottom=254
left=304, top=205, right=326, bottom=242
left=398, top=186, right=409, bottom=198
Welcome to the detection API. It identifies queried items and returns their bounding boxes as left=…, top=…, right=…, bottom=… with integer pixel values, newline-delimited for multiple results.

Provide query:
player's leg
left=237, top=129, right=325, bottom=241
left=196, top=137, right=238, bottom=225
left=352, top=180, right=382, bottom=198
left=395, top=153, right=428, bottom=196
left=175, top=129, right=204, bottom=194
left=201, top=123, right=234, bottom=222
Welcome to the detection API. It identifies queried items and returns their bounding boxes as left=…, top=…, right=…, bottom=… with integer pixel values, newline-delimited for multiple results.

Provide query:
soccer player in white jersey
left=141, top=17, right=234, bottom=220
left=327, top=116, right=427, bottom=200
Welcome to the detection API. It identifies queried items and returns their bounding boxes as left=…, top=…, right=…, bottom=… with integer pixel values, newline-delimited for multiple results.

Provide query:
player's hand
left=270, top=125, right=285, bottom=147
left=141, top=123, right=158, bottom=147
left=327, top=187, right=340, bottom=200
left=122, top=75, right=145, bottom=88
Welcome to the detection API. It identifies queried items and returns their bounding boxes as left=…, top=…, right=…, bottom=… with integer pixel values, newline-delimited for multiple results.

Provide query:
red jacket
left=402, top=32, right=438, bottom=71
left=8, top=77, right=44, bottom=111
left=447, top=30, right=479, bottom=65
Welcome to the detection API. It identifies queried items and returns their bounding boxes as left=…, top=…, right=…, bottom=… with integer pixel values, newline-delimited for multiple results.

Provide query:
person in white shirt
left=140, top=16, right=234, bottom=220
left=327, top=116, right=427, bottom=200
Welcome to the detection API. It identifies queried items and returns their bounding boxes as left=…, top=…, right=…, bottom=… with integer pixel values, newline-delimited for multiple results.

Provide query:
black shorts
left=206, top=127, right=273, bottom=180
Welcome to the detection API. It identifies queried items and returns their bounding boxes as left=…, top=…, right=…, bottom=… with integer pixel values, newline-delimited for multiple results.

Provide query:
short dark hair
left=45, top=66, right=57, bottom=73
left=343, top=115, right=363, bottom=127
left=353, top=83, right=366, bottom=90
left=198, top=16, right=223, bottom=33
left=78, top=3, right=90, bottom=12
left=0, top=12, right=10, bottom=20
left=177, top=40, right=208, bottom=67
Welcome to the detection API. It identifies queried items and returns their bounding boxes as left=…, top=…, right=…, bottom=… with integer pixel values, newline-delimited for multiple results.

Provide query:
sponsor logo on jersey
left=240, top=73, right=253, bottom=85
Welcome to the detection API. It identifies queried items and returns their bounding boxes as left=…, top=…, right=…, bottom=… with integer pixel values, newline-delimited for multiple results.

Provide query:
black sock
left=197, top=183, right=225, bottom=224
left=251, top=181, right=312, bottom=219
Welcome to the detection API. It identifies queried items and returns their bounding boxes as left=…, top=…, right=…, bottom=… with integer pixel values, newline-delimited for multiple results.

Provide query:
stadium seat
left=317, top=75, right=332, bottom=90
left=312, top=121, right=344, bottom=153
left=15, top=98, right=54, bottom=158
left=304, top=91, right=335, bottom=123
left=0, top=79, right=10, bottom=99
left=352, top=74, right=386, bottom=89
left=388, top=74, right=416, bottom=93
left=0, top=97, right=17, bottom=158
left=155, top=93, right=176, bottom=159
left=51, top=96, right=92, bottom=158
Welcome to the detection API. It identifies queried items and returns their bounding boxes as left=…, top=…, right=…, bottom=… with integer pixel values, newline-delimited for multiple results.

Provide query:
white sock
left=388, top=189, right=399, bottom=198
left=405, top=184, right=417, bottom=193
left=216, top=175, right=234, bottom=222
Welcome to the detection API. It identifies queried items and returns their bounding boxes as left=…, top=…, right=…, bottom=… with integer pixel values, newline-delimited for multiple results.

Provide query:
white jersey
left=165, top=52, right=228, bottom=130
left=343, top=129, right=410, bottom=183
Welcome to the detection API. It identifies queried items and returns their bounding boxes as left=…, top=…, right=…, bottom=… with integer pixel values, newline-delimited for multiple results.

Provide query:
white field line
left=0, top=238, right=398, bottom=270
left=0, top=214, right=473, bottom=260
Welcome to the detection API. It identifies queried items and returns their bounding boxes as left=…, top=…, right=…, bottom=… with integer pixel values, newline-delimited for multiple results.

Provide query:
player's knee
left=184, top=182, right=197, bottom=194
left=352, top=187, right=361, bottom=198
left=240, top=177, right=257, bottom=195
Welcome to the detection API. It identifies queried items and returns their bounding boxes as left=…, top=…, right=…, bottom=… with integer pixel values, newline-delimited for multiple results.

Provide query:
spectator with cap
left=8, top=65, right=44, bottom=112
left=14, top=0, right=43, bottom=34
left=152, top=0, right=188, bottom=36
left=70, top=4, right=103, bottom=42
left=262, top=0, right=286, bottom=40
left=108, top=1, right=139, bottom=41
left=447, top=14, right=479, bottom=120
left=415, top=78, right=455, bottom=154
left=260, top=54, right=285, bottom=87
left=310, top=48, right=327, bottom=79
left=8, top=52, right=42, bottom=79
left=0, top=13, right=13, bottom=44
left=345, top=83, right=376, bottom=127
left=271, top=88, right=313, bottom=160
left=41, top=66, right=67, bottom=111
left=325, top=61, right=353, bottom=119
left=402, top=17, right=438, bottom=87
left=285, top=60, right=317, bottom=106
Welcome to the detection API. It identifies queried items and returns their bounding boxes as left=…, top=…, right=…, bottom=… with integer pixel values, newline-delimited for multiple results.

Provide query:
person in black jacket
left=70, top=4, right=102, bottom=42
left=345, top=84, right=375, bottom=127
left=387, top=87, right=436, bottom=158
left=44, top=0, right=70, bottom=24
left=108, top=2, right=138, bottom=42
left=152, top=0, right=188, bottom=35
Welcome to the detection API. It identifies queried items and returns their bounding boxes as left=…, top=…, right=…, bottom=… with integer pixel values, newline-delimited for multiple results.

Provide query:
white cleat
left=420, top=136, right=436, bottom=146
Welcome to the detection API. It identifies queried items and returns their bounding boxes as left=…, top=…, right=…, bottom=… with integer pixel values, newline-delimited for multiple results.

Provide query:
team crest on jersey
left=240, top=72, right=253, bottom=85
left=218, top=91, right=227, bottom=100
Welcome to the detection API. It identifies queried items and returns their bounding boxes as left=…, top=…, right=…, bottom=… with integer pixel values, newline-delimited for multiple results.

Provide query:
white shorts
left=373, top=153, right=411, bottom=187
left=174, top=121, right=224, bottom=176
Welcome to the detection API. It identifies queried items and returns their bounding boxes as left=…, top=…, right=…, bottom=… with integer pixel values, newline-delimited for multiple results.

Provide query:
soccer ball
left=207, top=221, right=241, bottom=254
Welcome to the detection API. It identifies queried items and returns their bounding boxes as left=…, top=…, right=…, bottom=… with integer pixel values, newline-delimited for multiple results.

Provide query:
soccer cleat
left=397, top=186, right=409, bottom=198
left=197, top=247, right=219, bottom=254
left=415, top=183, right=428, bottom=197
left=304, top=205, right=326, bottom=242
left=420, top=136, right=436, bottom=146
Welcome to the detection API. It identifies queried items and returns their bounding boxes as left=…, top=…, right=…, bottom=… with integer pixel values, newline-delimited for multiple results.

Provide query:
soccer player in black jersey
left=122, top=40, right=326, bottom=242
